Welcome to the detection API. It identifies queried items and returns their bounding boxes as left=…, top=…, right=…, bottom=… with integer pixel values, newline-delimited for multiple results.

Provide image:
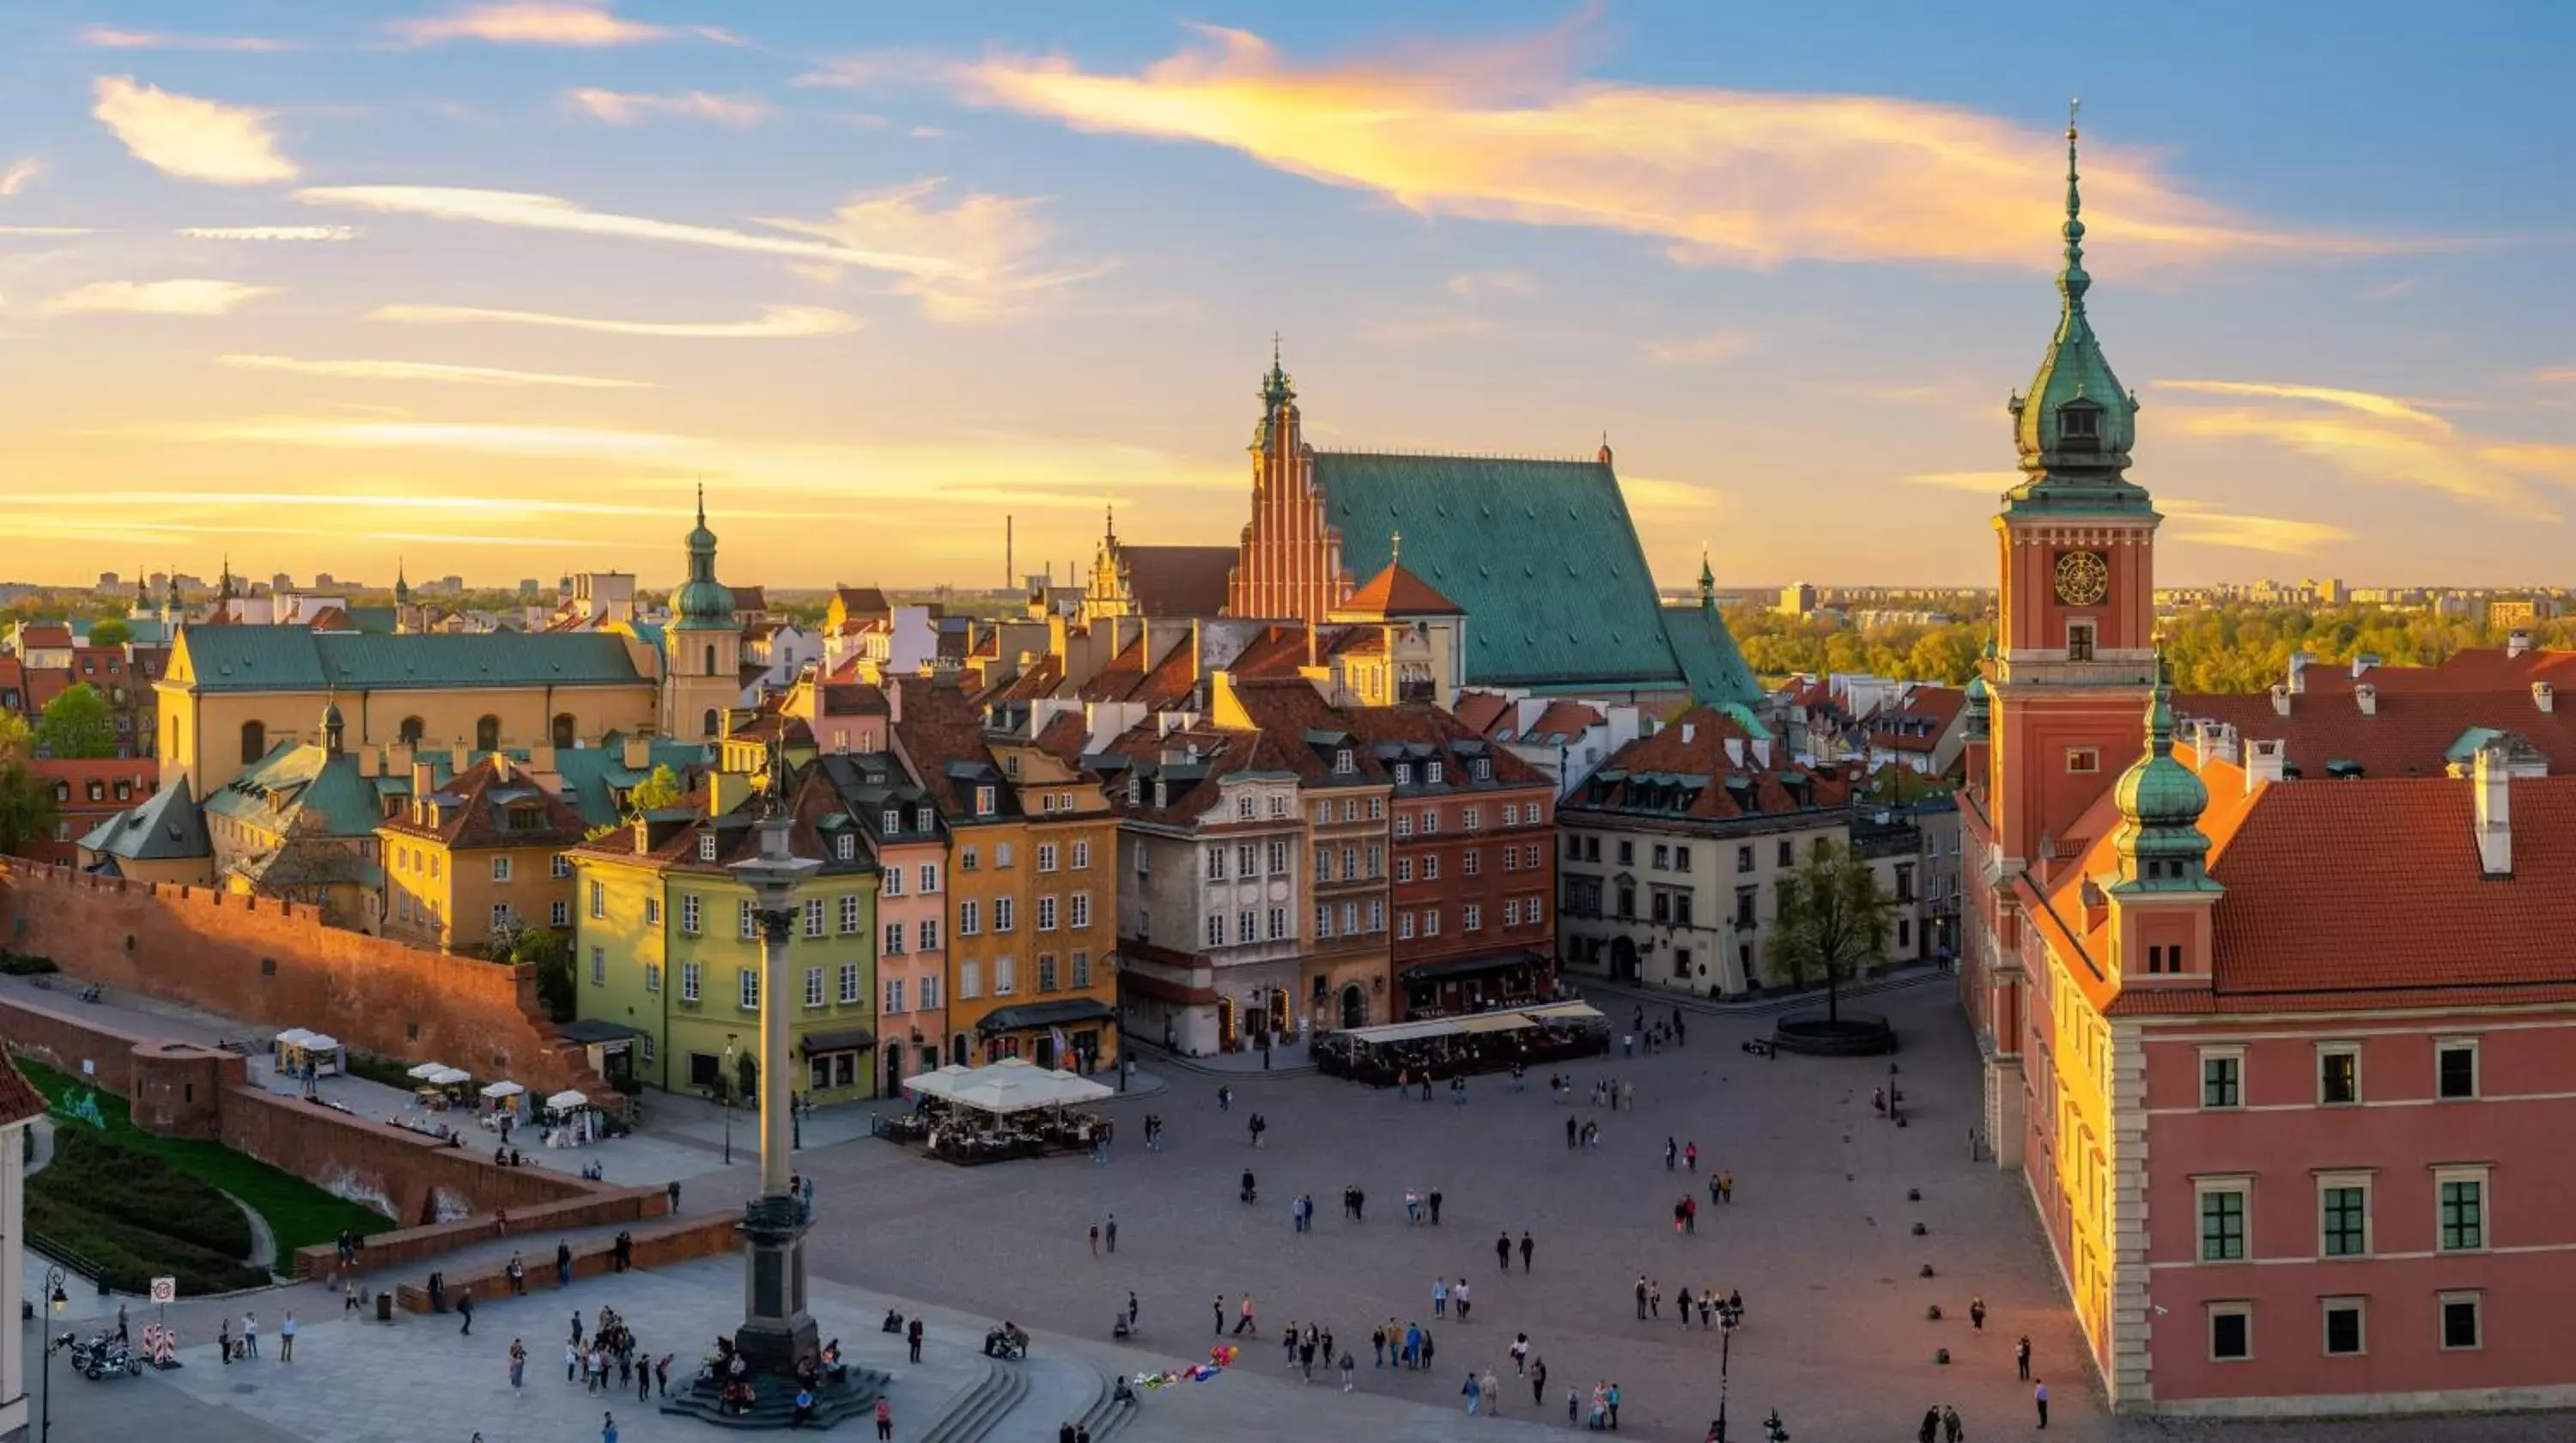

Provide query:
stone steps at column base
left=655, top=1366, right=890, bottom=1429
left=918, top=1355, right=1029, bottom=1443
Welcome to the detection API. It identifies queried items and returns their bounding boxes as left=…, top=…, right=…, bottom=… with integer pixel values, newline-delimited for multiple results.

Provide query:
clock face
left=2054, top=550, right=2111, bottom=606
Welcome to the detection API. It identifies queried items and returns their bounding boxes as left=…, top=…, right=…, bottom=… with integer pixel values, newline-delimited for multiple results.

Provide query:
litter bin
left=376, top=1292, right=392, bottom=1323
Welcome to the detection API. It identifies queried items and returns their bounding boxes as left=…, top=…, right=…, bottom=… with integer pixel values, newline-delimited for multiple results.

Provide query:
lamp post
left=721, top=1032, right=738, bottom=1166
left=727, top=782, right=822, bottom=1377
left=40, top=1267, right=66, bottom=1443
left=1715, top=1297, right=1744, bottom=1442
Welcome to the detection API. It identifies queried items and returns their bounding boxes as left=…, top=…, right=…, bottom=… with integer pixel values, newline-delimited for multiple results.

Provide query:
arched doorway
left=951, top=1033, right=969, bottom=1066
left=239, top=720, right=266, bottom=764
left=885, top=1049, right=907, bottom=1098
left=1339, top=983, right=1366, bottom=1030
left=398, top=716, right=425, bottom=745
left=474, top=715, right=501, bottom=752
left=550, top=713, right=576, bottom=750
left=1609, top=935, right=1641, bottom=983
left=702, top=708, right=720, bottom=739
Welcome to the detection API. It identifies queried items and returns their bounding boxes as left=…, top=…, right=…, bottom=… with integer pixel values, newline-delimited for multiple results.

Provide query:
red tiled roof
left=306, top=606, right=351, bottom=632
left=988, top=654, right=1064, bottom=703
left=833, top=585, right=890, bottom=616
left=816, top=682, right=887, bottom=716
left=380, top=755, right=589, bottom=849
left=1340, top=561, right=1462, bottom=618
left=15, top=625, right=71, bottom=648
left=1211, top=679, right=1394, bottom=787
left=731, top=585, right=768, bottom=613
left=1571, top=707, right=1847, bottom=819
left=28, top=758, right=157, bottom=789
left=1032, top=709, right=1089, bottom=761
left=1115, top=545, right=1236, bottom=618
left=2174, top=687, right=2576, bottom=781
left=1453, top=691, right=1511, bottom=737
left=1339, top=703, right=1553, bottom=789
left=0, top=1053, right=46, bottom=1128
left=1514, top=701, right=1605, bottom=746
left=1863, top=686, right=1965, bottom=753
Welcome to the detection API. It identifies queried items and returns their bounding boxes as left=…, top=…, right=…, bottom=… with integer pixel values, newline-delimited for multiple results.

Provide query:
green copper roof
left=1315, top=452, right=1698, bottom=689
left=177, top=627, right=644, bottom=692
left=207, top=741, right=386, bottom=838
left=671, top=484, right=735, bottom=630
left=2109, top=667, right=2220, bottom=894
left=1660, top=603, right=1767, bottom=711
left=2005, top=110, right=2154, bottom=520
left=79, top=776, right=210, bottom=862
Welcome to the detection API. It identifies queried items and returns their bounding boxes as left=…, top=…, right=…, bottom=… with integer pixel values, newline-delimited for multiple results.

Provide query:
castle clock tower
left=1987, top=107, right=2161, bottom=875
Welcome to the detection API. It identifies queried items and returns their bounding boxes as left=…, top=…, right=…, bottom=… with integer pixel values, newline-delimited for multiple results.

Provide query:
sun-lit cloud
left=759, top=180, right=1107, bottom=321
left=220, top=354, right=653, bottom=388
left=1643, top=330, right=1751, bottom=366
left=1358, top=314, right=1495, bottom=345
left=368, top=301, right=860, bottom=338
left=91, top=76, right=298, bottom=185
left=0, top=160, right=39, bottom=197
left=39, top=279, right=280, bottom=315
left=2535, top=366, right=2576, bottom=386
left=2154, top=379, right=2450, bottom=429
left=1445, top=270, right=1533, bottom=298
left=180, top=225, right=357, bottom=241
left=298, top=185, right=974, bottom=280
left=155, top=418, right=690, bottom=457
left=2156, top=499, right=2353, bottom=556
left=1903, top=471, right=2022, bottom=495
left=1619, top=474, right=1729, bottom=516
left=2163, top=405, right=2566, bottom=518
left=77, top=26, right=297, bottom=52
left=389, top=2, right=732, bottom=47
left=565, top=88, right=779, bottom=128
left=0, top=226, right=95, bottom=238
left=951, top=21, right=2409, bottom=273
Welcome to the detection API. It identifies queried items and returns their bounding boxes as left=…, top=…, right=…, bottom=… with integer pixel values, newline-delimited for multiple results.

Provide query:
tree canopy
left=626, top=763, right=684, bottom=814
left=1766, top=839, right=1896, bottom=1023
left=34, top=683, right=115, bottom=759
left=86, top=618, right=131, bottom=648
left=0, top=764, right=58, bottom=856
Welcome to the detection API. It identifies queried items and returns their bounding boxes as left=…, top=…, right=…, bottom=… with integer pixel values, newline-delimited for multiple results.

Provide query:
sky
left=2, top=1, right=2572, bottom=593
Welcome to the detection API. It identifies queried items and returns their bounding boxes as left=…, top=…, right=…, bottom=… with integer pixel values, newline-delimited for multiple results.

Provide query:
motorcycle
left=64, top=1331, right=143, bottom=1380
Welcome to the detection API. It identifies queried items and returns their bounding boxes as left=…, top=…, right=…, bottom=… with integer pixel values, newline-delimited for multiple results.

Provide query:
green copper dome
left=1962, top=673, right=1991, bottom=739
left=1250, top=343, right=1295, bottom=452
left=671, top=484, right=736, bottom=631
left=2005, top=107, right=2151, bottom=518
left=2109, top=660, right=2220, bottom=893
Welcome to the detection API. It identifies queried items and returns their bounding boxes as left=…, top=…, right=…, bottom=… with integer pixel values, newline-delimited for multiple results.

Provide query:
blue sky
left=1, top=1, right=2570, bottom=590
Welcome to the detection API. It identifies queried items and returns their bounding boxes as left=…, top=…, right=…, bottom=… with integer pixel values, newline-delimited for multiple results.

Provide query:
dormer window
left=835, top=834, right=856, bottom=862
left=882, top=807, right=900, bottom=833
left=697, top=834, right=717, bottom=862
left=1394, top=764, right=1413, bottom=787
left=1473, top=758, right=1492, bottom=781
left=2058, top=400, right=2102, bottom=449
left=1334, top=748, right=1355, bottom=776
left=1426, top=760, right=1445, bottom=786
left=975, top=785, right=996, bottom=817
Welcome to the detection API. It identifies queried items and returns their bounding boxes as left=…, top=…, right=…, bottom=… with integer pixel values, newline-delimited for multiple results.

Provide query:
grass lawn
left=17, top=1057, right=393, bottom=1263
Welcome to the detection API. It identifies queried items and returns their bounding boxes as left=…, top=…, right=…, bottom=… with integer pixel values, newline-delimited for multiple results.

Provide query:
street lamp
left=1762, top=1408, right=1789, bottom=1442
left=1714, top=1297, right=1745, bottom=1442
left=721, top=1032, right=738, bottom=1166
left=40, top=1266, right=66, bottom=1443
left=726, top=776, right=823, bottom=1377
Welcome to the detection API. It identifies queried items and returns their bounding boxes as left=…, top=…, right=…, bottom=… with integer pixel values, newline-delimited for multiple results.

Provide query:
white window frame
left=2317, top=1041, right=2361, bottom=1106
left=2435, top=1038, right=2480, bottom=1101
left=2199, top=1046, right=2245, bottom=1110
left=1072, top=840, right=1091, bottom=869
left=738, top=966, right=759, bottom=1011
left=491, top=903, right=513, bottom=931
left=884, top=921, right=906, bottom=955
left=994, top=955, right=1016, bottom=995
left=804, top=965, right=826, bottom=1008
left=882, top=868, right=902, bottom=898
left=2207, top=1300, right=2253, bottom=1363
left=2196, top=1176, right=2252, bottom=1263
left=2321, top=1296, right=2366, bottom=1357
left=550, top=854, right=570, bottom=879
left=958, top=959, right=981, bottom=1000
left=550, top=899, right=569, bottom=929
left=840, top=894, right=861, bottom=934
left=883, top=975, right=904, bottom=1013
left=1205, top=914, right=1225, bottom=948
left=1037, top=895, right=1059, bottom=932
left=2439, top=1290, right=2483, bottom=1351
left=1037, top=843, right=1059, bottom=874
left=804, top=898, right=826, bottom=939
left=993, top=896, right=1015, bottom=934
left=2317, top=1172, right=2372, bottom=1258
left=644, top=897, right=661, bottom=928
left=1463, top=903, right=1482, bottom=932
left=739, top=899, right=757, bottom=940
left=588, top=944, right=605, bottom=984
left=644, top=961, right=660, bottom=995
left=835, top=834, right=855, bottom=862
left=1069, top=892, right=1091, bottom=929
left=920, top=973, right=939, bottom=1008
left=681, top=893, right=701, bottom=935
left=1397, top=912, right=1416, bottom=941
left=680, top=960, right=701, bottom=1002
left=919, top=862, right=939, bottom=893
left=699, top=834, right=718, bottom=862
left=2436, top=1166, right=2490, bottom=1252
left=918, top=918, right=939, bottom=951
left=957, top=899, right=980, bottom=936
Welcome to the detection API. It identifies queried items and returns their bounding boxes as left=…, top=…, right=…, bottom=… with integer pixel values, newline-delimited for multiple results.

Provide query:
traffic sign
left=149, top=1276, right=176, bottom=1305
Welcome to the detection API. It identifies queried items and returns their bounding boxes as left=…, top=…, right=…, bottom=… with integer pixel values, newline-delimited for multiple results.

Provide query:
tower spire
left=2059, top=97, right=2090, bottom=313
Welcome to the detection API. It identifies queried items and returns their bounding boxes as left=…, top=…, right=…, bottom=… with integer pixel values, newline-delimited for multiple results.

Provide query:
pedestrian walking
left=657, top=1355, right=673, bottom=1395
left=568, top=1339, right=583, bottom=1383
left=219, top=1317, right=233, bottom=1366
left=1717, top=1169, right=1734, bottom=1203
left=557, top=1240, right=574, bottom=1288
left=1127, top=1291, right=1139, bottom=1329
left=458, top=1288, right=475, bottom=1335
left=1532, top=1355, right=1547, bottom=1407
left=508, top=1339, right=526, bottom=1390
left=1433, top=1276, right=1449, bottom=1318
left=2015, top=1336, right=2032, bottom=1381
left=1340, top=1350, right=1355, bottom=1391
left=2034, top=1379, right=2050, bottom=1428
left=1497, top=1231, right=1513, bottom=1271
left=1455, top=1278, right=1472, bottom=1323
left=278, top=1312, right=296, bottom=1361
left=1566, top=1115, right=1578, bottom=1149
left=1520, top=1231, right=1534, bottom=1271
left=1214, top=1295, right=1226, bottom=1334
left=1568, top=1387, right=1581, bottom=1426
left=1684, top=1196, right=1698, bottom=1235
left=1429, top=1188, right=1443, bottom=1224
left=1920, top=1407, right=1941, bottom=1443
left=1510, top=1334, right=1529, bottom=1374
left=1969, top=1296, right=1986, bottom=1331
left=1608, top=1380, right=1622, bottom=1430
left=1942, top=1403, right=1963, bottom=1443
left=1685, top=1142, right=1698, bottom=1172
left=1235, top=1294, right=1258, bottom=1336
left=1372, top=1324, right=1387, bottom=1368
left=1649, top=1281, right=1662, bottom=1319
left=1483, top=1367, right=1502, bottom=1416
left=241, top=1312, right=259, bottom=1358
left=1090, top=1222, right=1100, bottom=1255
left=874, top=1397, right=894, bottom=1441
left=1107, top=1214, right=1119, bottom=1252
left=1666, top=1137, right=1678, bottom=1171
left=908, top=1318, right=924, bottom=1363
left=1462, top=1370, right=1482, bottom=1416
left=602, top=1411, right=618, bottom=1443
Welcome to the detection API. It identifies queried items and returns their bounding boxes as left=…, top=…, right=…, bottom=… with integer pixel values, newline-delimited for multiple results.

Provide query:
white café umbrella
left=426, top=1067, right=472, bottom=1087
left=302, top=1033, right=341, bottom=1054
left=274, top=1028, right=315, bottom=1049
left=480, top=1081, right=526, bottom=1100
left=407, top=1062, right=451, bottom=1081
left=545, top=1089, right=590, bottom=1112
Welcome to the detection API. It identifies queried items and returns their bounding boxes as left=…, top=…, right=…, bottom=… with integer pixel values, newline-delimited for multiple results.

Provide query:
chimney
left=1751, top=737, right=1772, bottom=767
left=529, top=741, right=557, bottom=774
left=491, top=752, right=513, bottom=783
left=2475, top=742, right=2512, bottom=878
left=2537, top=682, right=2557, bottom=714
left=2210, top=722, right=2239, bottom=766
left=2269, top=684, right=2292, bottom=717
left=2354, top=682, right=2378, bottom=716
left=2287, top=651, right=2314, bottom=693
left=411, top=760, right=434, bottom=801
left=712, top=770, right=750, bottom=817
left=2508, top=630, right=2534, bottom=659
left=1680, top=722, right=1696, bottom=745
left=1723, top=736, right=1745, bottom=767
left=2351, top=652, right=2379, bottom=679
left=623, top=734, right=651, bottom=769
left=2245, top=739, right=2286, bottom=792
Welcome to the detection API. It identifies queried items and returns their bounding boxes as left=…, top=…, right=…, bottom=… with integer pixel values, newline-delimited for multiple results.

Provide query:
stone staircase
left=655, top=1364, right=890, bottom=1430
left=917, top=1355, right=1028, bottom=1443
left=1071, top=1363, right=1140, bottom=1442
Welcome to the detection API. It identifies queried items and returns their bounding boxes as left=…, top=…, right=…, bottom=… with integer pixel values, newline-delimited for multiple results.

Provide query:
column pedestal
left=733, top=1194, right=817, bottom=1375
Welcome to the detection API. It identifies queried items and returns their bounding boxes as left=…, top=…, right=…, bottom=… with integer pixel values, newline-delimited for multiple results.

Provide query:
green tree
left=34, top=683, right=115, bottom=759
left=0, top=764, right=58, bottom=856
left=507, top=925, right=576, bottom=1022
left=1767, top=839, right=1897, bottom=1024
left=627, top=763, right=683, bottom=814
left=735, top=1050, right=759, bottom=1106
left=0, top=712, right=33, bottom=762
left=87, top=618, right=131, bottom=648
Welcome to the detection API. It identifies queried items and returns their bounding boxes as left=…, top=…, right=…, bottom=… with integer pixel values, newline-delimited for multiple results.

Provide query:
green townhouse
left=569, top=760, right=883, bottom=1105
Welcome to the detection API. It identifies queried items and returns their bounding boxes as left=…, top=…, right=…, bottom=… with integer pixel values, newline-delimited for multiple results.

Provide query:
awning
left=479, top=1081, right=526, bottom=1099
left=1400, top=949, right=1546, bottom=983
left=406, top=1062, right=452, bottom=1081
left=1520, top=1001, right=1606, bottom=1023
left=545, top=1089, right=590, bottom=1111
left=558, top=1019, right=649, bottom=1044
left=1453, top=1012, right=1535, bottom=1035
left=975, top=998, right=1117, bottom=1033
left=800, top=1026, right=878, bottom=1056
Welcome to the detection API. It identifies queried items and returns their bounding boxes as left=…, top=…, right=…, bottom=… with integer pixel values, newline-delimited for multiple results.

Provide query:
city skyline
left=3, top=2, right=2572, bottom=587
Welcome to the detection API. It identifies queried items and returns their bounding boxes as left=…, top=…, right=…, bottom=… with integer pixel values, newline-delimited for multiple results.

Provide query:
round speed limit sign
left=149, top=1277, right=176, bottom=1305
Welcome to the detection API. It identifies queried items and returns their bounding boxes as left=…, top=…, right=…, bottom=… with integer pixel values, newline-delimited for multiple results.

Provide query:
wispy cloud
left=92, top=76, right=298, bottom=185
left=1445, top=269, right=1534, bottom=298
left=0, top=226, right=96, bottom=237
left=951, top=21, right=2409, bottom=272
left=298, top=186, right=972, bottom=279
left=1903, top=470, right=2022, bottom=495
left=0, top=160, right=39, bottom=197
left=220, top=354, right=653, bottom=388
left=2154, top=379, right=2450, bottom=429
left=565, top=88, right=778, bottom=128
left=2536, top=366, right=2576, bottom=386
left=1358, top=314, right=1496, bottom=345
left=180, top=225, right=357, bottom=241
left=2157, top=498, right=2352, bottom=556
left=758, top=180, right=1106, bottom=321
left=40, top=279, right=280, bottom=315
left=1643, top=330, right=1751, bottom=366
left=368, top=301, right=859, bottom=338
left=390, top=2, right=732, bottom=47
left=77, top=26, right=296, bottom=52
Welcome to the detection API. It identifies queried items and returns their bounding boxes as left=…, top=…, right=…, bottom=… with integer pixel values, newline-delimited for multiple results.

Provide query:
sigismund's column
left=729, top=795, right=821, bottom=1375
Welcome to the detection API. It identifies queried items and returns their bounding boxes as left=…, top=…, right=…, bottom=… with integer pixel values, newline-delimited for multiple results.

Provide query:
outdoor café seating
left=878, top=1059, right=1115, bottom=1166
left=1311, top=1001, right=1611, bottom=1086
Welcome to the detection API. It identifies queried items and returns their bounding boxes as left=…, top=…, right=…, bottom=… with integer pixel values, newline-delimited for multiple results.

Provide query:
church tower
left=1985, top=106, right=2161, bottom=875
left=661, top=487, right=744, bottom=743
left=1226, top=343, right=1348, bottom=622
